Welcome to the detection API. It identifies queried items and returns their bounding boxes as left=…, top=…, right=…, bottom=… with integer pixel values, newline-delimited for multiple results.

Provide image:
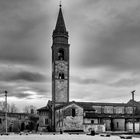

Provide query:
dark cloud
left=9, top=71, right=47, bottom=82
left=0, top=0, right=52, bottom=66
left=71, top=76, right=99, bottom=85
left=72, top=1, right=140, bottom=71
left=0, top=81, right=50, bottom=99
left=0, top=70, right=47, bottom=82
left=81, top=24, right=140, bottom=70
left=110, top=78, right=140, bottom=88
left=9, top=92, right=32, bottom=99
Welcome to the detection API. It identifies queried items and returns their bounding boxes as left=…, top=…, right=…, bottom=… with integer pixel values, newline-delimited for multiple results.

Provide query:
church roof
left=77, top=101, right=131, bottom=107
left=38, top=100, right=135, bottom=112
left=55, top=101, right=133, bottom=111
left=55, top=101, right=95, bottom=111
left=53, top=5, right=68, bottom=36
left=37, top=106, right=50, bottom=111
left=127, top=99, right=140, bottom=107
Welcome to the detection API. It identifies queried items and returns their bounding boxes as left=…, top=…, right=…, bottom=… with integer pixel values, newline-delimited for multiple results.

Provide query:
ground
left=0, top=134, right=140, bottom=140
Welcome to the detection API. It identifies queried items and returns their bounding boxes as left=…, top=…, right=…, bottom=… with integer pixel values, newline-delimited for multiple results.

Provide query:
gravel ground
left=0, top=134, right=139, bottom=140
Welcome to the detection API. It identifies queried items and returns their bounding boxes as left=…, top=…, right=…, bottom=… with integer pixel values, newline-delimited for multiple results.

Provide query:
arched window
left=58, top=49, right=64, bottom=60
left=58, top=72, right=64, bottom=79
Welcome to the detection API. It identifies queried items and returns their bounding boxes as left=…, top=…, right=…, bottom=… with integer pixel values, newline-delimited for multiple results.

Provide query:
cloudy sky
left=0, top=0, right=140, bottom=111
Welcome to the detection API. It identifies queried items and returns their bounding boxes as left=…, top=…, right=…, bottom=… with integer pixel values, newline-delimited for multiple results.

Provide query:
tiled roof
left=37, top=106, right=50, bottom=111
left=84, top=112, right=140, bottom=119
left=38, top=100, right=136, bottom=112
left=127, top=99, right=140, bottom=107
left=55, top=101, right=95, bottom=111
left=77, top=101, right=130, bottom=107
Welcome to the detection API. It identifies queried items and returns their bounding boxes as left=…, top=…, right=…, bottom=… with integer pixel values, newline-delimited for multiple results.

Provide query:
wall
left=126, top=122, right=140, bottom=132
left=113, top=119, right=125, bottom=131
left=103, top=106, right=114, bottom=114
left=102, top=119, right=111, bottom=131
left=125, top=107, right=133, bottom=114
left=83, top=124, right=105, bottom=133
left=84, top=118, right=98, bottom=124
left=55, top=80, right=68, bottom=102
left=0, top=114, right=29, bottom=132
left=38, top=111, right=51, bottom=131
left=92, top=106, right=101, bottom=113
left=114, top=107, right=124, bottom=114
left=55, top=103, right=83, bottom=131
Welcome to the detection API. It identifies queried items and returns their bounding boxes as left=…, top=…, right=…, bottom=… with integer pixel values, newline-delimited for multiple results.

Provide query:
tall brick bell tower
left=51, top=4, right=69, bottom=131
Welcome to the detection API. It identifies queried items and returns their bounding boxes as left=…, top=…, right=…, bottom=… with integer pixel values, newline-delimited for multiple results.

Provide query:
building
left=51, top=3, right=70, bottom=131
left=0, top=111, right=30, bottom=132
left=37, top=5, right=140, bottom=133
left=38, top=100, right=140, bottom=132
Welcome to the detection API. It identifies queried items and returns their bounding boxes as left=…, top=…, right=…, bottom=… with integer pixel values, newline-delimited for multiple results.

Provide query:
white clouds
left=0, top=0, right=140, bottom=110
left=68, top=0, right=140, bottom=71
left=70, top=67, right=140, bottom=103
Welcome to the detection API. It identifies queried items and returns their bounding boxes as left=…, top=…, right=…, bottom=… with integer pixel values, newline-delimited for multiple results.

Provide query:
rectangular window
left=117, top=122, right=119, bottom=128
left=114, top=107, right=124, bottom=114
left=92, top=106, right=101, bottom=113
left=91, top=120, right=94, bottom=124
left=72, top=108, right=76, bottom=117
left=104, top=106, right=113, bottom=114
left=45, top=118, right=49, bottom=125
left=0, top=118, right=1, bottom=124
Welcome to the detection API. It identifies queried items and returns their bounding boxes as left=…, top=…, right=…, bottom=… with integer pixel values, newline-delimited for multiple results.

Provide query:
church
left=37, top=5, right=140, bottom=133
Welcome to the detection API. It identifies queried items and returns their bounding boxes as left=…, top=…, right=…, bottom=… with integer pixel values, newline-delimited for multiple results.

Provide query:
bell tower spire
left=52, top=4, right=70, bottom=104
left=53, top=3, right=68, bottom=41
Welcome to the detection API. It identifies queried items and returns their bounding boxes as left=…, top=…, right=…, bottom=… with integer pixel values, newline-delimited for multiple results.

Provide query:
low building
left=37, top=105, right=52, bottom=132
left=0, top=112, right=39, bottom=132
left=0, top=112, right=29, bottom=132
left=37, top=100, right=140, bottom=132
left=37, top=4, right=140, bottom=133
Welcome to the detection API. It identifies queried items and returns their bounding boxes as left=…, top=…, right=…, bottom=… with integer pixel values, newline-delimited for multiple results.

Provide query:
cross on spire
left=59, top=1, right=62, bottom=8
left=53, top=2, right=68, bottom=37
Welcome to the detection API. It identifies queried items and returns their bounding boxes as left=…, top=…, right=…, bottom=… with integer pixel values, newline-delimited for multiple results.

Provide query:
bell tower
left=52, top=4, right=69, bottom=105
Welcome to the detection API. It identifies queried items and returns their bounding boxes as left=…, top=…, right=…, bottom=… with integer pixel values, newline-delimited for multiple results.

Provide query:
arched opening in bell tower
left=58, top=49, right=64, bottom=60
left=58, top=72, right=65, bottom=79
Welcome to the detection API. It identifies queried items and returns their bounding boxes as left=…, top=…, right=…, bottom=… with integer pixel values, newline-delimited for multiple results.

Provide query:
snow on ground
left=0, top=134, right=139, bottom=140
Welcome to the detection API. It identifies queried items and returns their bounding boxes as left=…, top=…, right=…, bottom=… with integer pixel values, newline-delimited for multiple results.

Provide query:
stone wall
left=55, top=103, right=83, bottom=131
left=113, top=119, right=125, bottom=131
left=84, top=118, right=98, bottom=124
left=83, top=124, right=105, bottom=133
left=126, top=122, right=140, bottom=132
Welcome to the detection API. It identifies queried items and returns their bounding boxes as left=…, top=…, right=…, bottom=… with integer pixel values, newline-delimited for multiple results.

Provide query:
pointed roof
left=53, top=5, right=68, bottom=36
left=127, top=99, right=139, bottom=106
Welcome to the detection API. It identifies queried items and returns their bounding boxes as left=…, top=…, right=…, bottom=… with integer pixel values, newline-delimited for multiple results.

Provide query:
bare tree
left=10, top=103, right=18, bottom=113
left=23, top=105, right=30, bottom=113
left=23, top=105, right=37, bottom=114
left=0, top=101, right=5, bottom=111
left=0, top=102, right=18, bottom=113
left=0, top=101, right=10, bottom=112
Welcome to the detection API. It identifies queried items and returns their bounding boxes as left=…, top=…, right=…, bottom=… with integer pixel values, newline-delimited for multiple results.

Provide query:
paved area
left=0, top=134, right=139, bottom=140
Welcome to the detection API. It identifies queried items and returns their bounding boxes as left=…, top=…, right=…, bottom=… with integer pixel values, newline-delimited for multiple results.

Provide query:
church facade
left=37, top=5, right=140, bottom=133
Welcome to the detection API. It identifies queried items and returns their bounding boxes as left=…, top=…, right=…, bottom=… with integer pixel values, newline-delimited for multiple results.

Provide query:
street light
left=0, top=90, right=8, bottom=134
left=5, top=90, right=8, bottom=134
left=131, top=90, right=135, bottom=135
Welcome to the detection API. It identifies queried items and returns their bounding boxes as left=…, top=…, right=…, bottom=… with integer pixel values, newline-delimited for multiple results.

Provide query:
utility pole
left=52, top=101, right=55, bottom=132
left=5, top=90, right=8, bottom=134
left=131, top=90, right=135, bottom=135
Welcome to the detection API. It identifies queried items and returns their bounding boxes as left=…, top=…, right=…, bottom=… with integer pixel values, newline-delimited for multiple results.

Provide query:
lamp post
left=52, top=100, right=55, bottom=132
left=5, top=90, right=8, bottom=134
left=131, top=90, right=135, bottom=135
left=0, top=90, right=8, bottom=134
